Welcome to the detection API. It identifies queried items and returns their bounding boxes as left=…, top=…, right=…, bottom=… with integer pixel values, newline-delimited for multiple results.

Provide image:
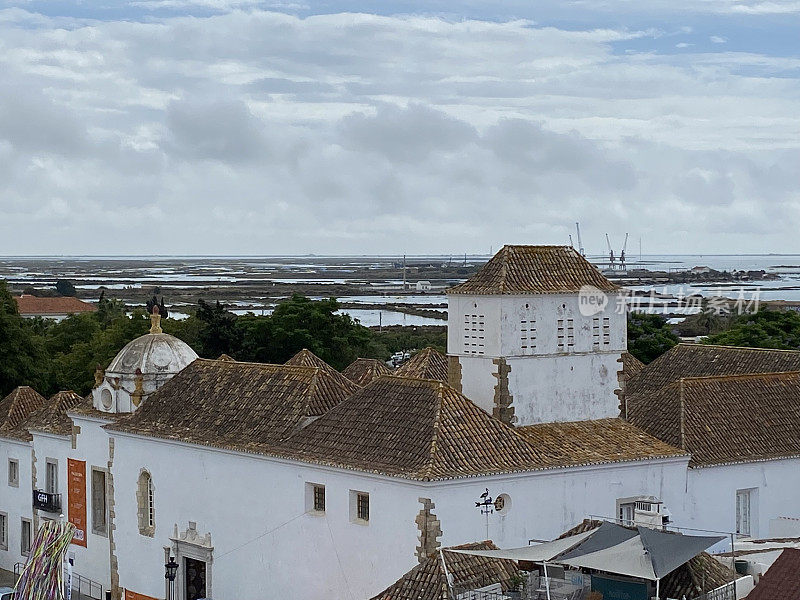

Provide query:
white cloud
left=0, top=8, right=798, bottom=254
left=710, top=35, right=728, bottom=43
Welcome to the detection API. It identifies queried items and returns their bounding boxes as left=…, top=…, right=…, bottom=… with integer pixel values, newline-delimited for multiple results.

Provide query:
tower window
left=592, top=318, right=601, bottom=348
left=520, top=319, right=537, bottom=352
left=602, top=318, right=611, bottom=345
left=567, top=319, right=575, bottom=348
left=557, top=319, right=565, bottom=351
left=463, top=314, right=485, bottom=355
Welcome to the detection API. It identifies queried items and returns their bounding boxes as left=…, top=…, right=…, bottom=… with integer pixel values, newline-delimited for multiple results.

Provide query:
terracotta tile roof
left=447, top=245, right=618, bottom=295
left=628, top=371, right=800, bottom=467
left=557, top=520, right=735, bottom=599
left=14, top=295, right=96, bottom=315
left=284, top=349, right=360, bottom=414
left=394, top=347, right=449, bottom=382
left=621, top=352, right=645, bottom=379
left=0, top=386, right=48, bottom=432
left=745, top=548, right=800, bottom=600
left=369, top=542, right=519, bottom=600
left=342, top=358, right=391, bottom=386
left=106, top=359, right=355, bottom=451
left=626, top=343, right=800, bottom=399
left=25, top=391, right=85, bottom=436
left=281, top=375, right=546, bottom=480
left=281, top=380, right=683, bottom=480
left=516, top=418, right=687, bottom=467
left=661, top=552, right=737, bottom=600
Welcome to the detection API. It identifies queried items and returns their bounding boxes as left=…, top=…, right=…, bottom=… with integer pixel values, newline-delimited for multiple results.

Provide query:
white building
left=447, top=245, right=625, bottom=425
left=2, top=245, right=800, bottom=600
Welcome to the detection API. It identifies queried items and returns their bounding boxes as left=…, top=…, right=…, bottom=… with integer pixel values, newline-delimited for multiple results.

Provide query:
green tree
left=55, top=279, right=77, bottom=297
left=704, top=309, right=800, bottom=349
left=243, top=294, right=383, bottom=369
left=195, top=300, right=240, bottom=358
left=627, top=312, right=679, bottom=364
left=0, top=281, right=51, bottom=395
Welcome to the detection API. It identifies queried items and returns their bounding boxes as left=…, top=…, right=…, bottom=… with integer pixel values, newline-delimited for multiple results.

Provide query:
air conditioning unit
left=633, top=497, right=670, bottom=528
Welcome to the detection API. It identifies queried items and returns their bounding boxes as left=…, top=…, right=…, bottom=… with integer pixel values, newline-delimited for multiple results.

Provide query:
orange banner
left=125, top=590, right=161, bottom=600
left=67, top=458, right=87, bottom=547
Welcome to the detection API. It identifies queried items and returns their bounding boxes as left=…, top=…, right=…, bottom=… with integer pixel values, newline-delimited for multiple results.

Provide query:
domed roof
left=106, top=333, right=198, bottom=376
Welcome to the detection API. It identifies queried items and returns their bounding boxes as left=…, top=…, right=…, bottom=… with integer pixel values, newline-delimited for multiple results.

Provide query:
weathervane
left=475, top=488, right=493, bottom=539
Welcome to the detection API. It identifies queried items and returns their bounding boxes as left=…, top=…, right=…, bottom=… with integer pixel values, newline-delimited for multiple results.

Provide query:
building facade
left=2, top=245, right=800, bottom=600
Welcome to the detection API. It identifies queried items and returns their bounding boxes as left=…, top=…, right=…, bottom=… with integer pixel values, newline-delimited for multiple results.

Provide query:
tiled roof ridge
left=194, top=357, right=319, bottom=376
left=419, top=382, right=446, bottom=480
left=381, top=373, right=448, bottom=386
left=686, top=342, right=800, bottom=354
left=678, top=370, right=800, bottom=383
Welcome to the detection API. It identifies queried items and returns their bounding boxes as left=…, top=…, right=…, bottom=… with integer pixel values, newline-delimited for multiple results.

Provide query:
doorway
left=184, top=557, right=207, bottom=600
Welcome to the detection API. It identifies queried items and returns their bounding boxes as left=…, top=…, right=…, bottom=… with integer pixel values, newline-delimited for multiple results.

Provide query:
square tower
left=447, top=245, right=626, bottom=425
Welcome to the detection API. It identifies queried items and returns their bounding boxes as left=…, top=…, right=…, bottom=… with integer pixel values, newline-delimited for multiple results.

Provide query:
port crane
left=575, top=223, right=585, bottom=256
left=603, top=233, right=630, bottom=270
left=605, top=234, right=615, bottom=269
left=619, top=233, right=629, bottom=270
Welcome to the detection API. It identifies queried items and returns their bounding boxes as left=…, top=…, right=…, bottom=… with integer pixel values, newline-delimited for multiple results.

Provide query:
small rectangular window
left=45, top=459, right=58, bottom=494
left=357, top=493, right=370, bottom=521
left=567, top=319, right=575, bottom=348
left=313, top=485, right=325, bottom=512
left=592, top=317, right=601, bottom=348
left=0, top=513, right=7, bottom=551
left=557, top=319, right=565, bottom=351
left=91, top=468, right=107, bottom=535
left=21, top=518, right=31, bottom=555
left=8, top=459, right=19, bottom=487
left=602, top=317, right=611, bottom=345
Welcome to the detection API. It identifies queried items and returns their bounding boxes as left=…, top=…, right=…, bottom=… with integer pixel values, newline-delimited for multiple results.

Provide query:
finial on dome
left=150, top=304, right=163, bottom=334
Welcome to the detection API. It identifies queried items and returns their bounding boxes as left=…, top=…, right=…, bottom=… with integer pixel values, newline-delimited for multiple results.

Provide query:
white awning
left=446, top=529, right=596, bottom=562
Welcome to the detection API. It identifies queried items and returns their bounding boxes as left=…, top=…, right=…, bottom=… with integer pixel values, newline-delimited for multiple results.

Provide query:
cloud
left=0, top=8, right=798, bottom=254
left=710, top=35, right=728, bottom=43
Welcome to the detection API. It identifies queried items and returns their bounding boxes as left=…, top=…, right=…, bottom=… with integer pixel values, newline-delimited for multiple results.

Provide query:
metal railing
left=72, top=572, right=104, bottom=600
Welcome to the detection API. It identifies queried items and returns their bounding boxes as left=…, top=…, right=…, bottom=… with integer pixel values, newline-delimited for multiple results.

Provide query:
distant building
left=415, top=280, right=432, bottom=292
left=690, top=266, right=712, bottom=274
left=14, top=295, right=96, bottom=321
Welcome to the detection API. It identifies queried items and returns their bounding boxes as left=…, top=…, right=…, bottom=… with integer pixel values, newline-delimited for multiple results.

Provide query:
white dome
left=106, top=332, right=198, bottom=376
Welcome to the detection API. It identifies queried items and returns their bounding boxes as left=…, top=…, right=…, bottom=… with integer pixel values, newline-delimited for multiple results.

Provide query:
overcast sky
left=0, top=1, right=798, bottom=255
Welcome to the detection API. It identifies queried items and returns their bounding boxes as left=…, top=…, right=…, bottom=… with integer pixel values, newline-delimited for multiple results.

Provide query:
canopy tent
left=448, top=522, right=725, bottom=582
left=558, top=521, right=638, bottom=560
left=446, top=528, right=596, bottom=562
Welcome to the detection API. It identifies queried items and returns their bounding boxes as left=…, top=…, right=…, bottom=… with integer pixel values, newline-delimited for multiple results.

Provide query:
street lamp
left=165, top=556, right=178, bottom=600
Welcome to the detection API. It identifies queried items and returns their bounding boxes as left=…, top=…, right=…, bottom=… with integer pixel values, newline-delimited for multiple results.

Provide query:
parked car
left=0, top=587, right=14, bottom=600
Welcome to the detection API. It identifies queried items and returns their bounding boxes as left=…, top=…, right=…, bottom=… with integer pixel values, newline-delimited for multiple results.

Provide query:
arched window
left=137, top=470, right=155, bottom=537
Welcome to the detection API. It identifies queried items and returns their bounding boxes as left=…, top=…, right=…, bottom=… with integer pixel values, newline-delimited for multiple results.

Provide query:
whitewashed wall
left=110, top=428, right=689, bottom=600
left=0, top=436, right=34, bottom=572
left=448, top=293, right=626, bottom=424
left=680, top=458, right=800, bottom=548
left=110, top=433, right=425, bottom=600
